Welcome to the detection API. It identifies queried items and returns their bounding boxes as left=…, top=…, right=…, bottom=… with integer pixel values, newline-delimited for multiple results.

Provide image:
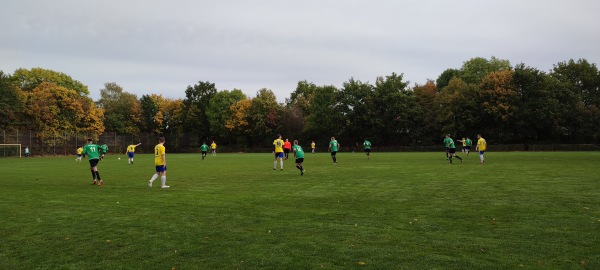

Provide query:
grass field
left=1, top=151, right=599, bottom=269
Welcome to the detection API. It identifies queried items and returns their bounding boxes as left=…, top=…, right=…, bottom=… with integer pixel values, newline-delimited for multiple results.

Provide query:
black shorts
left=365, top=148, right=371, bottom=153
left=284, top=148, right=290, bottom=154
left=89, top=159, right=100, bottom=168
left=295, top=158, right=304, bottom=163
left=330, top=151, right=337, bottom=157
left=449, top=148, right=456, bottom=154
left=202, top=151, right=207, bottom=155
left=466, top=146, right=471, bottom=150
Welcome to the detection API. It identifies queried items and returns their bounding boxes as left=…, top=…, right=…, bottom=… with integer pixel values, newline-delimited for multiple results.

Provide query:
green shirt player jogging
left=82, top=139, right=103, bottom=186
left=328, top=137, right=340, bottom=164
left=363, top=139, right=372, bottom=159
left=292, top=140, right=305, bottom=176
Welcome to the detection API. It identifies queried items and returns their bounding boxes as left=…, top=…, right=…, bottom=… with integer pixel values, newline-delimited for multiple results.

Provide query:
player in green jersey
left=200, top=142, right=209, bottom=160
left=443, top=134, right=452, bottom=160
left=328, top=137, right=340, bottom=164
left=446, top=134, right=463, bottom=164
left=82, top=138, right=103, bottom=186
left=363, top=139, right=372, bottom=160
left=292, top=140, right=305, bottom=176
left=465, top=137, right=472, bottom=156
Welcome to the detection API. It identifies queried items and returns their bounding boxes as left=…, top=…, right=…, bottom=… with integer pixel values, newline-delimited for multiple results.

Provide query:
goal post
left=0, top=144, right=22, bottom=158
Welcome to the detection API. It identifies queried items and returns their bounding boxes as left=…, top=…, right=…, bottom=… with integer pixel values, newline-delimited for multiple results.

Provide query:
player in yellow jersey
left=311, top=141, right=316, bottom=154
left=273, top=134, right=284, bottom=170
left=125, top=142, right=141, bottom=165
left=148, top=137, right=169, bottom=188
left=475, top=133, right=487, bottom=164
left=210, top=141, right=217, bottom=156
left=76, top=146, right=83, bottom=162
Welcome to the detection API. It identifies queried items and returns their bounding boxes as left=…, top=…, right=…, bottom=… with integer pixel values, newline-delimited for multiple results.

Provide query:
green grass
left=1, top=151, right=599, bottom=269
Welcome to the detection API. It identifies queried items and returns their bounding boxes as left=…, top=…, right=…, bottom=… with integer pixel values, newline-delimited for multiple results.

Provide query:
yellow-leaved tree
left=24, top=82, right=104, bottom=146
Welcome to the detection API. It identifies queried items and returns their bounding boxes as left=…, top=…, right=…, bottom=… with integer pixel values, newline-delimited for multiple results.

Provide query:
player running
left=200, top=142, right=209, bottom=160
left=446, top=134, right=463, bottom=164
left=363, top=138, right=372, bottom=159
left=76, top=146, right=83, bottom=162
left=82, top=139, right=103, bottom=186
left=292, top=140, right=305, bottom=175
left=311, top=141, right=316, bottom=154
left=210, top=141, right=217, bottom=156
left=126, top=142, right=141, bottom=164
left=328, top=137, right=340, bottom=164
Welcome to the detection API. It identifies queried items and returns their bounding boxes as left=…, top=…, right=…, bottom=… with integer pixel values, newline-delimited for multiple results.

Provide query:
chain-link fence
left=1, top=129, right=599, bottom=157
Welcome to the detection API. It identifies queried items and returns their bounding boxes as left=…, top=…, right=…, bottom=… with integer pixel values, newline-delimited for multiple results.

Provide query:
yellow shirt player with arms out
left=476, top=134, right=487, bottom=164
left=126, top=143, right=141, bottom=165
left=76, top=146, right=83, bottom=162
left=148, top=137, right=169, bottom=188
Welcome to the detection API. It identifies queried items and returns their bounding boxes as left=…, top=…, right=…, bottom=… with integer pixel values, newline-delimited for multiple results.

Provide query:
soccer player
left=292, top=140, right=305, bottom=175
left=99, top=144, right=108, bottom=160
left=476, top=134, right=487, bottom=164
left=328, top=137, right=340, bottom=164
left=126, top=142, right=141, bottom=164
left=283, top=139, right=292, bottom=160
left=457, top=137, right=467, bottom=154
left=200, top=142, right=209, bottom=160
left=76, top=146, right=83, bottom=162
left=443, top=134, right=452, bottom=160
left=311, top=141, right=316, bottom=154
left=82, top=139, right=103, bottom=186
left=465, top=137, right=473, bottom=156
left=148, top=137, right=170, bottom=188
left=24, top=146, right=30, bottom=157
left=210, top=141, right=217, bottom=156
left=363, top=138, right=372, bottom=159
left=273, top=134, right=284, bottom=170
left=446, top=134, right=463, bottom=164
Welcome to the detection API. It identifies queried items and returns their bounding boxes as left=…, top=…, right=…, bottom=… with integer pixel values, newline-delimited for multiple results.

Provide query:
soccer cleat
left=148, top=180, right=153, bottom=188
left=98, top=181, right=103, bottom=187
left=301, top=169, right=305, bottom=176
left=161, top=185, right=170, bottom=189
left=92, top=179, right=97, bottom=185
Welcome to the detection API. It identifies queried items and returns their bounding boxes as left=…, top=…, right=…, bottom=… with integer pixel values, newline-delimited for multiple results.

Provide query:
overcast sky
left=2, top=0, right=599, bottom=101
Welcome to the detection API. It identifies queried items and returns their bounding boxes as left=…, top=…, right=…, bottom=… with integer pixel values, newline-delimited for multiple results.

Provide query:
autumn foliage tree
left=24, top=82, right=104, bottom=146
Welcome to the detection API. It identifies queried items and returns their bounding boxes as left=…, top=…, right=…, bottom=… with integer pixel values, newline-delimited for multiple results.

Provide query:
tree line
left=1, top=56, right=599, bottom=150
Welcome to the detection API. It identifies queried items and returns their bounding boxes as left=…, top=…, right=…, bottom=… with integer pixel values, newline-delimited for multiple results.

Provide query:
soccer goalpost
left=0, top=144, right=22, bottom=158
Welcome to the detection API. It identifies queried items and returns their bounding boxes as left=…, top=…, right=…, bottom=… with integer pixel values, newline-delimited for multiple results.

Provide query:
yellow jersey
left=477, top=138, right=487, bottom=151
left=273, top=139, right=284, bottom=153
left=210, top=143, right=217, bottom=149
left=127, top=144, right=137, bottom=153
left=311, top=142, right=315, bottom=148
left=77, top=147, right=83, bottom=154
left=154, top=144, right=166, bottom=166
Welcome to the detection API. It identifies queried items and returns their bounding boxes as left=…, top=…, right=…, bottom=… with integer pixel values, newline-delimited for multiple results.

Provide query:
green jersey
left=364, top=140, right=371, bottom=149
left=465, top=138, right=472, bottom=146
left=292, top=145, right=304, bottom=159
left=99, top=144, right=108, bottom=155
left=443, top=137, right=452, bottom=147
left=448, top=138, right=456, bottom=149
left=82, top=144, right=101, bottom=160
left=200, top=144, right=209, bottom=151
left=329, top=140, right=339, bottom=152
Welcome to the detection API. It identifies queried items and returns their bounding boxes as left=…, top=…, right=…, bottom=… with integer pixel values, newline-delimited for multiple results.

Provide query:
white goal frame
left=0, top=144, right=22, bottom=158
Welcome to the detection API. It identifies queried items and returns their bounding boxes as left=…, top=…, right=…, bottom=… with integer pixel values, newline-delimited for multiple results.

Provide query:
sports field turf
left=1, top=151, right=599, bottom=269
